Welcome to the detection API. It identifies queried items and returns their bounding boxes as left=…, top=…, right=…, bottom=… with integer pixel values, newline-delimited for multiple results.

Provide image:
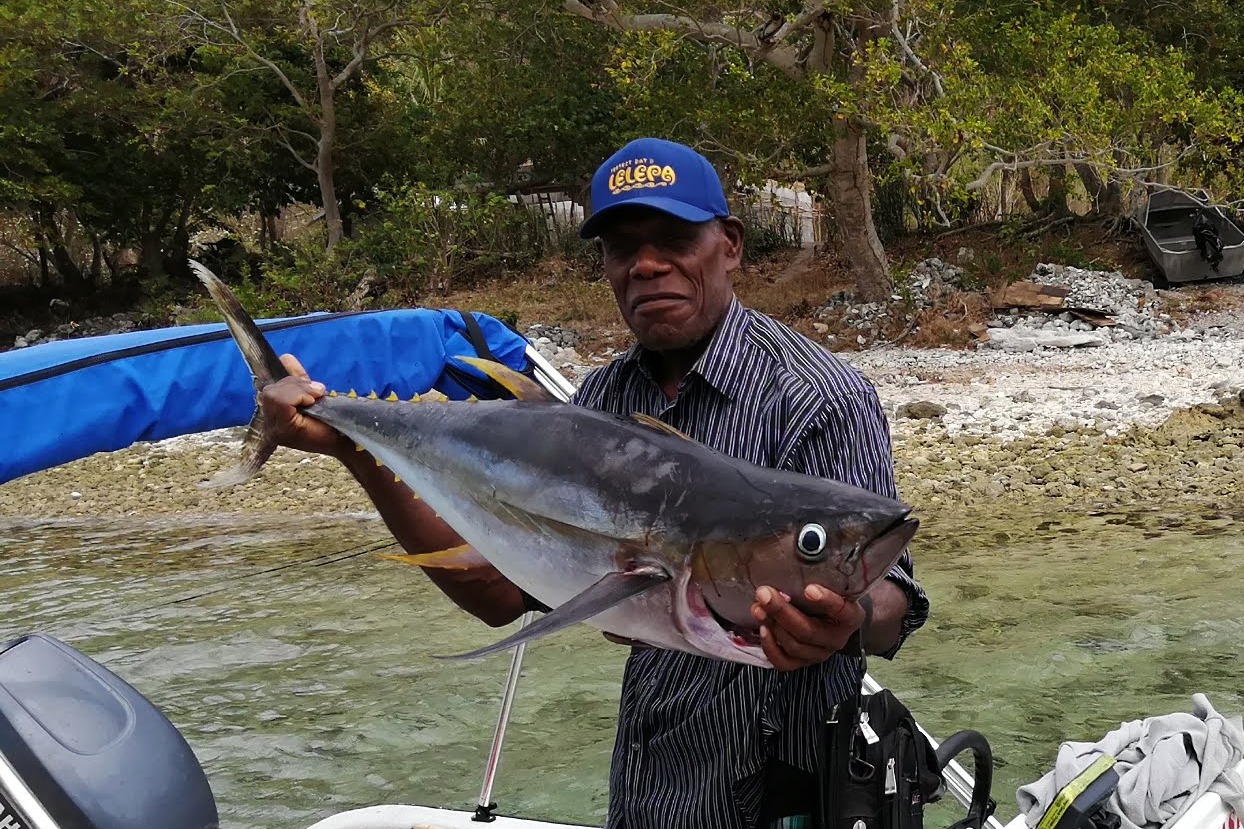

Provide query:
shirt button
left=630, top=740, right=641, bottom=752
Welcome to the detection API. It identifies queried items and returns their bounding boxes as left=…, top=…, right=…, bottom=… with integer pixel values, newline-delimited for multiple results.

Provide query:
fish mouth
left=672, top=567, right=771, bottom=668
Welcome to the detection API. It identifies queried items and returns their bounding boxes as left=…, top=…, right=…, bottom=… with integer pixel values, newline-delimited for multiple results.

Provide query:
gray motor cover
left=0, top=633, right=218, bottom=829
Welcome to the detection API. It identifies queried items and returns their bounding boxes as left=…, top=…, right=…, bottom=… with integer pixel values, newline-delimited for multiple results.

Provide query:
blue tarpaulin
left=0, top=308, right=530, bottom=484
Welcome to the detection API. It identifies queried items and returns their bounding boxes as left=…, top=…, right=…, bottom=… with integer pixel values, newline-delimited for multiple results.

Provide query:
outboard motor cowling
left=0, top=633, right=218, bottom=829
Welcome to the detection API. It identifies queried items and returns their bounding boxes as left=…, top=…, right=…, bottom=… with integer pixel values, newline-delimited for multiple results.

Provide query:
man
left=260, top=137, right=929, bottom=828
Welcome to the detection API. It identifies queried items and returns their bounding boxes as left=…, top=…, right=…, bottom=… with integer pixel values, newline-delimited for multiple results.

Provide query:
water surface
left=1, top=506, right=1240, bottom=828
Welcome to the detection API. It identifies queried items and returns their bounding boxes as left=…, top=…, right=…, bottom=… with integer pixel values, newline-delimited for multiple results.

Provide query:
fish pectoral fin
left=378, top=544, right=487, bottom=570
left=452, top=355, right=552, bottom=402
left=629, top=412, right=697, bottom=442
left=435, top=566, right=670, bottom=661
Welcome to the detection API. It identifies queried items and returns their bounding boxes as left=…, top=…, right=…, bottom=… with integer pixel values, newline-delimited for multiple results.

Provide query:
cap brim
left=579, top=196, right=718, bottom=239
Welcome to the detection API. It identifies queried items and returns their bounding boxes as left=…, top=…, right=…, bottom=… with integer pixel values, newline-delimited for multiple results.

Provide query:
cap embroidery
left=608, top=158, right=677, bottom=194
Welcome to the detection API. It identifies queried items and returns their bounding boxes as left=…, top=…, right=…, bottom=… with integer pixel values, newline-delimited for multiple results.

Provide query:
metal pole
left=862, top=673, right=1007, bottom=829
left=473, top=611, right=536, bottom=822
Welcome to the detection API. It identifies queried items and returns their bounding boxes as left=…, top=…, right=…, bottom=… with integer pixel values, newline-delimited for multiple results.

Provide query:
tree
left=177, top=0, right=419, bottom=248
left=564, top=1, right=924, bottom=301
left=0, top=0, right=244, bottom=289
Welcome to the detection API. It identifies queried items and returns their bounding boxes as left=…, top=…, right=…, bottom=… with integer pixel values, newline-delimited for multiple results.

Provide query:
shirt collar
left=619, top=295, right=752, bottom=402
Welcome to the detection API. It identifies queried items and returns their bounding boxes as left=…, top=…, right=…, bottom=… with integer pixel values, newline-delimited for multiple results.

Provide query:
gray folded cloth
left=1017, top=694, right=1244, bottom=829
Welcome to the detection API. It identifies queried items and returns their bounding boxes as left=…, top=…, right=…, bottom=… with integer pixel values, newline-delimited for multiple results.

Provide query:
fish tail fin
left=197, top=409, right=277, bottom=489
left=190, top=259, right=289, bottom=488
left=190, top=260, right=290, bottom=387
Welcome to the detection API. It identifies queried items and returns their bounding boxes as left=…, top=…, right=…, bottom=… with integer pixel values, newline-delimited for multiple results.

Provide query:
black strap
left=443, top=310, right=527, bottom=400
left=460, top=310, right=501, bottom=364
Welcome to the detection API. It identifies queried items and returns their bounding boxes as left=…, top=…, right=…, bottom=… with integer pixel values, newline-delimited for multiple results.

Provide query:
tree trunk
left=36, top=203, right=85, bottom=291
left=1019, top=168, right=1043, bottom=214
left=997, top=169, right=1012, bottom=220
left=103, top=248, right=120, bottom=283
left=91, top=236, right=103, bottom=285
left=141, top=230, right=164, bottom=283
left=1073, top=162, right=1120, bottom=216
left=826, top=116, right=891, bottom=302
left=169, top=200, right=193, bottom=281
left=314, top=43, right=344, bottom=249
left=1044, top=165, right=1071, bottom=217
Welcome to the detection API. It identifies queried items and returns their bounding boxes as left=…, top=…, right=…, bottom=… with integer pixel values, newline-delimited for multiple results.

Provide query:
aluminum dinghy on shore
left=1136, top=187, right=1244, bottom=284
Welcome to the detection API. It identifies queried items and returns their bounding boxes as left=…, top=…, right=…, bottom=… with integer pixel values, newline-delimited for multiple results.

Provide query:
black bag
left=816, top=684, right=944, bottom=829
left=815, top=637, right=996, bottom=829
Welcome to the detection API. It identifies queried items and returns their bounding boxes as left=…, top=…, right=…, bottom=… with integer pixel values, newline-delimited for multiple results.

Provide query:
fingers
left=263, top=375, right=324, bottom=410
left=760, top=624, right=826, bottom=670
left=258, top=368, right=339, bottom=455
left=280, top=353, right=309, bottom=379
left=752, top=585, right=865, bottom=671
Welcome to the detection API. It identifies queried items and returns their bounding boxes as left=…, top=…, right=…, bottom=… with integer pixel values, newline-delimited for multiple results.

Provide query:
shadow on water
left=1, top=504, right=1241, bottom=828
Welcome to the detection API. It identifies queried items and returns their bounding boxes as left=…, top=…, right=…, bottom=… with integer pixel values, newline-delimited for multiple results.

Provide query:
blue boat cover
left=0, top=309, right=531, bottom=484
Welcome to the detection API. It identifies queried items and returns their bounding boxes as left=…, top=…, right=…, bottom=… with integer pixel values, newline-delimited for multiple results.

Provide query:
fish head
left=675, top=502, right=918, bottom=660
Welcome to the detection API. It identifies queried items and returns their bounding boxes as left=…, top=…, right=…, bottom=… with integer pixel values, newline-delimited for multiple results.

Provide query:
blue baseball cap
left=579, top=137, right=730, bottom=239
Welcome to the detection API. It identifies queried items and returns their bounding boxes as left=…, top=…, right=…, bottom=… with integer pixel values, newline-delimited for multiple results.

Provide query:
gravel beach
left=2, top=264, right=1240, bottom=522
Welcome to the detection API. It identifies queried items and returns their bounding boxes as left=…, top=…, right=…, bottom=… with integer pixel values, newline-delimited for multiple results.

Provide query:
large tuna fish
left=193, top=262, right=919, bottom=668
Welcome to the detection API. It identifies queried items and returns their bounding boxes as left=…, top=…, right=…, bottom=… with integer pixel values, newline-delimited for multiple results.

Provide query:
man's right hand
left=260, top=354, right=348, bottom=457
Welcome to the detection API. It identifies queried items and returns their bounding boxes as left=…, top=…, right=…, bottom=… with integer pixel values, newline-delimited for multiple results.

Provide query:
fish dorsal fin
left=454, top=355, right=552, bottom=402
left=630, top=412, right=695, bottom=441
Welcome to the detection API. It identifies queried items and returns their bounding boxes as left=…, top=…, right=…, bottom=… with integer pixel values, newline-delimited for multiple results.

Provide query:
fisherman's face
left=597, top=207, right=743, bottom=352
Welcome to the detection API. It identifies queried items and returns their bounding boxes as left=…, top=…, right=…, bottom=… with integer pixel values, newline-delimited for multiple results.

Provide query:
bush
left=354, top=183, right=550, bottom=296
left=734, top=199, right=805, bottom=259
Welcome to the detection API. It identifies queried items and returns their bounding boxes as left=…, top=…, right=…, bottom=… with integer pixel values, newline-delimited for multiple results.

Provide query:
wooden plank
left=991, top=282, right=1071, bottom=310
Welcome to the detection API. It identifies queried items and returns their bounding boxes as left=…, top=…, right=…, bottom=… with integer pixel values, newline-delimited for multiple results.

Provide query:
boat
left=0, top=303, right=568, bottom=485
left=1135, top=186, right=1244, bottom=284
left=0, top=284, right=1239, bottom=829
left=4, top=628, right=1240, bottom=829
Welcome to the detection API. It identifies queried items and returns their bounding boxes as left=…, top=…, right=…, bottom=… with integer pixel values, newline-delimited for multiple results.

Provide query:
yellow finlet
left=367, top=390, right=378, bottom=399
left=466, top=395, right=478, bottom=403
left=630, top=412, right=696, bottom=441
left=454, top=356, right=551, bottom=401
left=386, top=391, right=399, bottom=401
left=328, top=390, right=338, bottom=397
left=410, top=393, right=422, bottom=402
left=348, top=389, right=358, bottom=399
left=424, top=389, right=449, bottom=403
left=378, top=544, right=477, bottom=570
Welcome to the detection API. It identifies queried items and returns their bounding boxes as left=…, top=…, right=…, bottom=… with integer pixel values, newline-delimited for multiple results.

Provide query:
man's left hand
left=752, top=585, right=864, bottom=671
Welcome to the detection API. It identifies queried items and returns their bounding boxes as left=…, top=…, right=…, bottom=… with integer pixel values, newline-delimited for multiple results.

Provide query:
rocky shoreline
left=1, top=264, right=1240, bottom=523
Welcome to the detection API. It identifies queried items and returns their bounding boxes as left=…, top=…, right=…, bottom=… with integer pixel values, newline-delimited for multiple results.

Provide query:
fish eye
left=796, top=523, right=828, bottom=561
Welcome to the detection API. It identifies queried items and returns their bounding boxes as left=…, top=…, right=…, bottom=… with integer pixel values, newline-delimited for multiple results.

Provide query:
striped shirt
left=571, top=296, right=930, bottom=829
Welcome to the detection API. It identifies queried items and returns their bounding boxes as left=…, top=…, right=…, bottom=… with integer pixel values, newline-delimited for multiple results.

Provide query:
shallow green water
left=1, top=506, right=1241, bottom=829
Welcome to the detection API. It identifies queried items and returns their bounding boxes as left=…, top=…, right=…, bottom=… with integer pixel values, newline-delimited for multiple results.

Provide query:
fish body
left=192, top=262, right=919, bottom=668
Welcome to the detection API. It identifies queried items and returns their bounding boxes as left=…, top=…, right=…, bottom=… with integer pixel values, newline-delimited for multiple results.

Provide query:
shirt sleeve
left=779, top=388, right=930, bottom=659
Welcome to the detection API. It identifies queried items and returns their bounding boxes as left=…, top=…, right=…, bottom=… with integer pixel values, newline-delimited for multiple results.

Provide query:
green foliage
left=353, top=182, right=548, bottom=295
left=2, top=0, right=1242, bottom=316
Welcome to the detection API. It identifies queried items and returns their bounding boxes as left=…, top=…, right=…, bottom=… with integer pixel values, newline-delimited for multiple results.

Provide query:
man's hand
left=260, top=354, right=349, bottom=457
left=752, top=585, right=865, bottom=671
